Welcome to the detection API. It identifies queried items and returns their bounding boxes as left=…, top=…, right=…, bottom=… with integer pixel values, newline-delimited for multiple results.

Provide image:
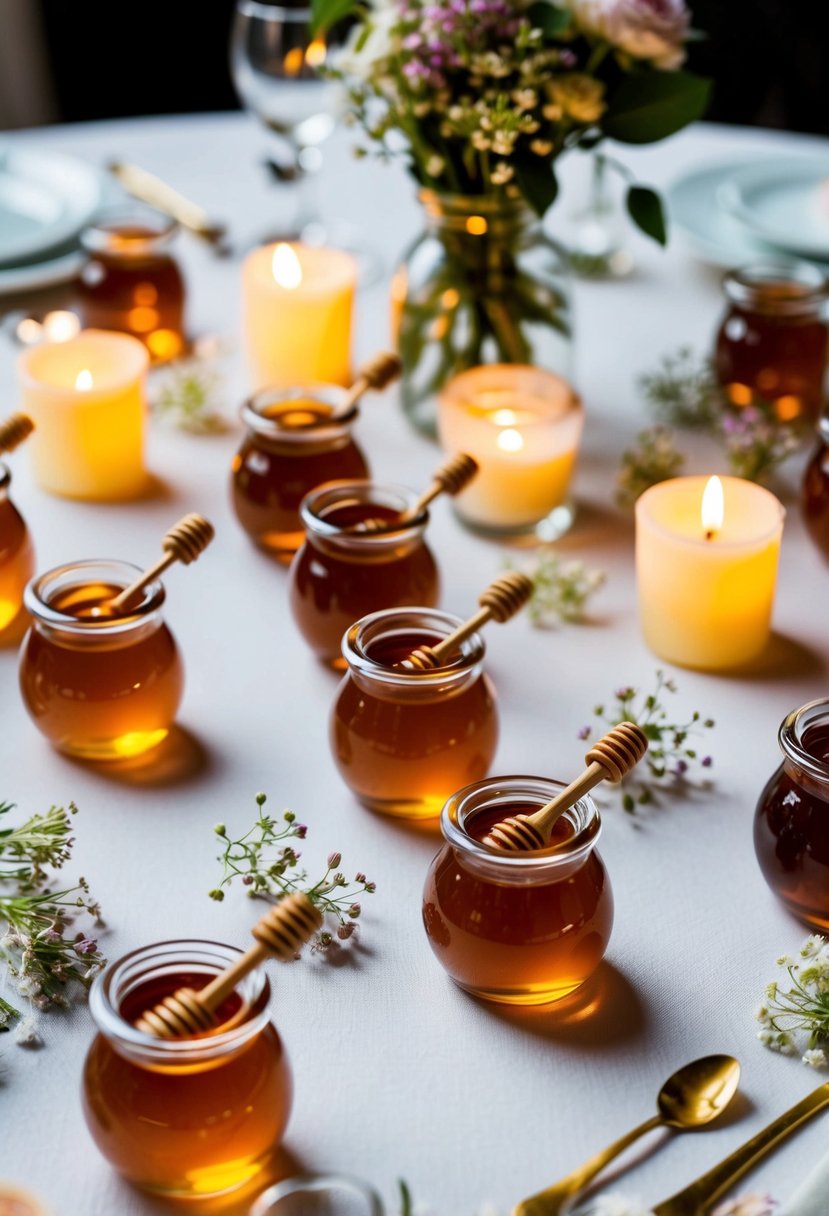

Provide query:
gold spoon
left=513, top=1055, right=741, bottom=1216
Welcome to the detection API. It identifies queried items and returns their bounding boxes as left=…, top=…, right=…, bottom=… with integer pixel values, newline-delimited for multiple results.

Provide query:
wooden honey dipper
left=327, top=351, right=402, bottom=422
left=401, top=571, right=534, bottom=671
left=353, top=452, right=479, bottom=533
left=134, top=891, right=323, bottom=1039
left=109, top=513, right=215, bottom=613
left=483, top=722, right=649, bottom=852
left=0, top=413, right=34, bottom=455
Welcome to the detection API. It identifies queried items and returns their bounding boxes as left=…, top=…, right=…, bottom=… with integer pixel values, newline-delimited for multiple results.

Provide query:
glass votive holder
left=19, top=559, right=184, bottom=760
left=17, top=329, right=148, bottom=501
left=77, top=205, right=186, bottom=364
left=330, top=607, right=498, bottom=818
left=231, top=385, right=369, bottom=560
left=422, top=776, right=613, bottom=1005
left=0, top=462, right=34, bottom=638
left=250, top=1174, right=384, bottom=1216
left=714, top=261, right=828, bottom=424
left=437, top=363, right=583, bottom=541
left=289, top=481, right=439, bottom=668
left=755, top=699, right=829, bottom=931
left=83, top=939, right=292, bottom=1198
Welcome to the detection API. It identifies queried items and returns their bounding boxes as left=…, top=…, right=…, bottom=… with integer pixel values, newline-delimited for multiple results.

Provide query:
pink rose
left=570, top=0, right=690, bottom=69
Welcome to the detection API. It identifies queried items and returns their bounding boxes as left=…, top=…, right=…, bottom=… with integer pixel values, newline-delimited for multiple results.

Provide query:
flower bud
left=213, top=823, right=226, bottom=836
left=327, top=852, right=342, bottom=869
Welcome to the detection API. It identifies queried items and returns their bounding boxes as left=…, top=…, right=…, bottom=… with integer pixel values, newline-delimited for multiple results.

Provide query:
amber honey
left=714, top=263, right=828, bottom=423
left=330, top=609, right=497, bottom=818
left=0, top=465, right=34, bottom=638
left=231, top=386, right=368, bottom=559
left=83, top=941, right=291, bottom=1198
left=19, top=560, right=183, bottom=760
left=802, top=418, right=829, bottom=561
left=77, top=209, right=186, bottom=363
left=422, top=778, right=613, bottom=1004
left=289, top=482, right=439, bottom=667
left=755, top=700, right=829, bottom=930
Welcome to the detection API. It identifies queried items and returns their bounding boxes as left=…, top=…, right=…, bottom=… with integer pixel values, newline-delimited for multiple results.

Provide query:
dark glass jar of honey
left=423, top=776, right=613, bottom=1005
left=802, top=414, right=829, bottom=561
left=77, top=207, right=186, bottom=364
left=289, top=482, right=439, bottom=668
left=330, top=607, right=497, bottom=818
left=714, top=262, right=828, bottom=423
left=231, top=385, right=369, bottom=559
left=755, top=699, right=829, bottom=930
left=83, top=939, right=292, bottom=1198
left=0, top=463, right=34, bottom=640
left=19, top=559, right=183, bottom=760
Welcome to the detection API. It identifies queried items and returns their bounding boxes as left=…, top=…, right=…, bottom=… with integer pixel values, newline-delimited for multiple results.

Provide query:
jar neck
left=441, top=776, right=601, bottom=886
left=342, top=607, right=484, bottom=697
left=300, top=481, right=429, bottom=557
left=779, top=700, right=829, bottom=799
left=24, top=559, right=165, bottom=643
left=81, top=206, right=178, bottom=260
left=722, top=262, right=827, bottom=319
left=419, top=189, right=537, bottom=240
left=89, top=939, right=271, bottom=1069
left=241, top=384, right=357, bottom=450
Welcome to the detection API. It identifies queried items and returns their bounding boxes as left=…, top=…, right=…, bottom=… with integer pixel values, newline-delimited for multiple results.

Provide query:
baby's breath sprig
left=756, top=934, right=829, bottom=1068
left=581, top=670, right=715, bottom=813
left=209, top=793, right=375, bottom=952
left=152, top=357, right=226, bottom=434
left=638, top=346, right=722, bottom=430
left=520, top=551, right=606, bottom=627
left=616, top=426, right=685, bottom=509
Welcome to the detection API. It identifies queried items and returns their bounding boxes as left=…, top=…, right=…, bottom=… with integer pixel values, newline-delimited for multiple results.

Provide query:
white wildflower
left=565, top=0, right=690, bottom=70
left=490, top=162, right=515, bottom=185
left=13, top=1016, right=41, bottom=1047
left=802, top=1047, right=828, bottom=1069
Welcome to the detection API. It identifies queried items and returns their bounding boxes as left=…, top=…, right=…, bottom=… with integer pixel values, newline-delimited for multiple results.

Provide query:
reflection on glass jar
left=289, top=482, right=439, bottom=667
left=714, top=262, right=828, bottom=424
left=330, top=608, right=497, bottom=819
left=802, top=414, right=829, bottom=562
left=83, top=940, right=292, bottom=1198
left=0, top=463, right=34, bottom=638
left=77, top=207, right=186, bottom=364
left=755, top=699, right=829, bottom=930
left=231, top=385, right=369, bottom=560
left=423, top=777, right=613, bottom=1005
left=250, top=1173, right=385, bottom=1216
left=19, top=560, right=184, bottom=760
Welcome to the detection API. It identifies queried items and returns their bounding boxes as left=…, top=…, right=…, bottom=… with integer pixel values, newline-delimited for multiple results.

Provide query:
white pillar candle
left=242, top=242, right=356, bottom=390
left=636, top=475, right=785, bottom=670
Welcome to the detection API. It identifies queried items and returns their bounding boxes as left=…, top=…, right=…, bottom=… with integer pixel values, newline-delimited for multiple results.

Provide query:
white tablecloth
left=1, top=113, right=829, bottom=1216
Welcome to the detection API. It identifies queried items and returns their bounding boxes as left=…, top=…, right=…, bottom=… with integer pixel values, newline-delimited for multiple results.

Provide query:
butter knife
left=652, top=1081, right=829, bottom=1216
left=106, top=160, right=229, bottom=253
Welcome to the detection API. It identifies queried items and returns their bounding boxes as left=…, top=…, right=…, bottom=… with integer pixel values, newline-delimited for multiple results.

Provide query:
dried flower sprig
left=581, top=671, right=715, bottom=812
left=521, top=551, right=606, bottom=627
left=152, top=357, right=226, bottom=434
left=616, top=426, right=685, bottom=509
left=756, top=934, right=829, bottom=1067
left=638, top=345, right=722, bottom=430
left=0, top=801, right=104, bottom=1030
left=209, top=793, right=375, bottom=951
left=721, top=404, right=803, bottom=483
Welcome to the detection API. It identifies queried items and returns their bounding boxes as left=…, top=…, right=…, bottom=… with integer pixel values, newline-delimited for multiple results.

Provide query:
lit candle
left=17, top=330, right=148, bottom=501
left=636, top=475, right=785, bottom=670
left=437, top=364, right=583, bottom=539
left=242, top=242, right=356, bottom=389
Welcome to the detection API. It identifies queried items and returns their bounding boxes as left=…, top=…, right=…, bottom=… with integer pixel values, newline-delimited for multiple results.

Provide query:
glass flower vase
left=392, top=190, right=573, bottom=437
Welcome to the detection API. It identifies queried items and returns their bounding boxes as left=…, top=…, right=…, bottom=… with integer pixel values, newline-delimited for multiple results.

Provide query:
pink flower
left=569, top=0, right=690, bottom=69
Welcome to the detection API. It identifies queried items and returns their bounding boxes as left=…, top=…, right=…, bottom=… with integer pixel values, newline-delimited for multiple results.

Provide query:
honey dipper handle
left=109, top=552, right=178, bottom=612
left=197, top=942, right=270, bottom=1014
left=334, top=352, right=402, bottom=418
left=429, top=605, right=495, bottom=663
left=109, top=514, right=214, bottom=612
left=524, top=761, right=608, bottom=836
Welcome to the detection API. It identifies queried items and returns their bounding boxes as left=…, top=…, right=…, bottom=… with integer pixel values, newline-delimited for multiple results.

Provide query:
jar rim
left=343, top=606, right=485, bottom=688
left=300, top=480, right=428, bottom=542
left=441, top=775, right=601, bottom=873
left=24, top=558, right=165, bottom=633
left=779, top=699, right=829, bottom=784
left=81, top=205, right=179, bottom=256
left=241, top=383, right=357, bottom=441
left=0, top=462, right=9, bottom=492
left=723, top=261, right=828, bottom=315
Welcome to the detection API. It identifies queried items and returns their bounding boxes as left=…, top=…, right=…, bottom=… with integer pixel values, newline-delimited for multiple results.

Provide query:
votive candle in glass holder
left=636, top=475, right=784, bottom=670
left=437, top=363, right=583, bottom=541
left=17, top=329, right=148, bottom=500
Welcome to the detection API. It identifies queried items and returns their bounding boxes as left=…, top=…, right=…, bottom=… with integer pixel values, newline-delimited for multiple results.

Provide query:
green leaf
left=311, top=0, right=359, bottom=34
left=627, top=184, right=667, bottom=246
left=527, top=1, right=572, bottom=37
left=602, top=71, right=712, bottom=144
left=514, top=160, right=559, bottom=217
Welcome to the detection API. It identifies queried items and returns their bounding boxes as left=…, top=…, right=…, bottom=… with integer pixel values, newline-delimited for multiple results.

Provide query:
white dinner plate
left=0, top=146, right=104, bottom=266
left=667, top=160, right=788, bottom=269
left=0, top=245, right=85, bottom=295
left=717, top=155, right=829, bottom=261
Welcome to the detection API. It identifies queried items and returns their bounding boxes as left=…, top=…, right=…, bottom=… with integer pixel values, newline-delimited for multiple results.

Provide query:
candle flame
left=272, top=243, right=302, bottom=290
left=75, top=369, right=93, bottom=391
left=701, top=475, right=724, bottom=538
left=497, top=428, right=524, bottom=453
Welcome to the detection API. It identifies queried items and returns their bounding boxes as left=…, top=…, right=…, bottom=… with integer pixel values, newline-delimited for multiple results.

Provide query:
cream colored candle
left=242, top=242, right=356, bottom=389
left=636, top=475, right=785, bottom=670
left=437, top=364, right=583, bottom=538
left=18, top=330, right=148, bottom=501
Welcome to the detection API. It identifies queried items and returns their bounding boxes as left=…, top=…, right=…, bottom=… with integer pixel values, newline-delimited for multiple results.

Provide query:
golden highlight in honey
left=0, top=465, right=34, bottom=638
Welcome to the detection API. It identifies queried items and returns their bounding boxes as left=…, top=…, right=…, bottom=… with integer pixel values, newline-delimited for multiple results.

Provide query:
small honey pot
left=19, top=513, right=213, bottom=760
left=0, top=413, right=36, bottom=639
left=288, top=453, right=477, bottom=667
left=329, top=572, right=532, bottom=817
left=231, top=352, right=401, bottom=559
left=83, top=893, right=320, bottom=1198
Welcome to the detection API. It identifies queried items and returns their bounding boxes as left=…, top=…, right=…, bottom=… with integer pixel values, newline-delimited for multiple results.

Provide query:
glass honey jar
left=77, top=207, right=186, bottom=364
left=289, top=482, right=439, bottom=668
left=802, top=413, right=829, bottom=561
left=422, top=776, right=613, bottom=1005
left=0, top=463, right=34, bottom=639
left=83, top=939, right=292, bottom=1198
left=330, top=607, right=497, bottom=818
left=755, top=699, right=829, bottom=930
left=231, top=385, right=369, bottom=559
left=19, top=559, right=183, bottom=760
left=714, top=262, right=828, bottom=424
